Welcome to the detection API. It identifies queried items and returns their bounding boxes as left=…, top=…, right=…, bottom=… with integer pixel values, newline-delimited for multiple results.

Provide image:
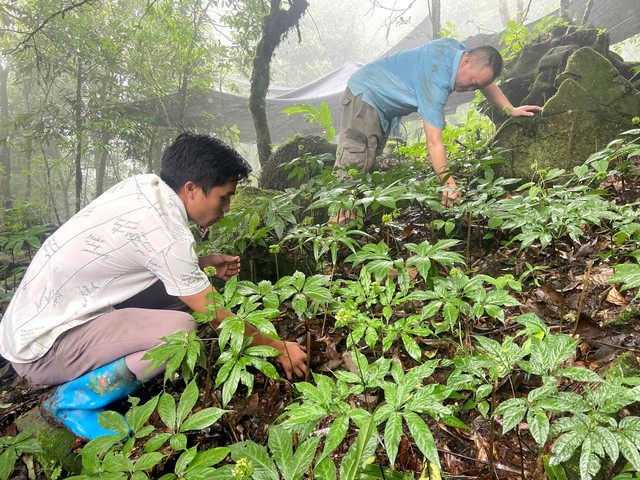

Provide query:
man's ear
left=181, top=181, right=198, bottom=198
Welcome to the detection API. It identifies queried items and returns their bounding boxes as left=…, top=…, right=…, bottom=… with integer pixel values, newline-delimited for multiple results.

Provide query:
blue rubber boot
left=42, top=358, right=141, bottom=440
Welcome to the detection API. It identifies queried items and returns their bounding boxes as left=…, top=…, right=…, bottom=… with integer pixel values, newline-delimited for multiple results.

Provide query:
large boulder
left=491, top=47, right=640, bottom=180
left=494, top=25, right=638, bottom=117
left=259, top=134, right=336, bottom=191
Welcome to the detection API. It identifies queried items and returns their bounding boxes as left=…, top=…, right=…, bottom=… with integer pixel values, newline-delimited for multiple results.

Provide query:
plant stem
left=489, top=379, right=498, bottom=478
left=573, top=259, right=593, bottom=335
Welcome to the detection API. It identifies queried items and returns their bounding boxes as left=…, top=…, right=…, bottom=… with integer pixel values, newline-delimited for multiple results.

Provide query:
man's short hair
left=160, top=132, right=251, bottom=194
left=468, top=46, right=504, bottom=79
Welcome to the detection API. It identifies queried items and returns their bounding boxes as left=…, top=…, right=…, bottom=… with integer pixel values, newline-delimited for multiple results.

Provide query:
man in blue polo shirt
left=332, top=38, right=541, bottom=224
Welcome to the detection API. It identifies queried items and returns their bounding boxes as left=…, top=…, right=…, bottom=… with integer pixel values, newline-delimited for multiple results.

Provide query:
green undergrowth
left=3, top=129, right=640, bottom=479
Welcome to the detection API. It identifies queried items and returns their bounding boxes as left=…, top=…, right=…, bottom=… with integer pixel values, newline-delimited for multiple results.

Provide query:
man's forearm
left=428, top=141, right=456, bottom=187
left=480, top=83, right=512, bottom=111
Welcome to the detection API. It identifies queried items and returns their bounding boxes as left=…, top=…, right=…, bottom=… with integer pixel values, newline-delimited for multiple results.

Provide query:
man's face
left=184, top=179, right=238, bottom=228
left=454, top=58, right=495, bottom=93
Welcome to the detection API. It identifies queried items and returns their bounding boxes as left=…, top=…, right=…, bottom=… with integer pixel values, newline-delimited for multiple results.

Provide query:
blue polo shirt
left=348, top=38, right=466, bottom=132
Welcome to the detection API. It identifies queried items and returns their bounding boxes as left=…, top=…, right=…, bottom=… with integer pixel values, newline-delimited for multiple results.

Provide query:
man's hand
left=510, top=105, right=543, bottom=117
left=441, top=186, right=461, bottom=207
left=275, top=341, right=307, bottom=380
left=200, top=254, right=241, bottom=281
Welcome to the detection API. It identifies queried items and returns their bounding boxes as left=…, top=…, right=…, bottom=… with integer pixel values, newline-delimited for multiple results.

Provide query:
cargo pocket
left=337, top=128, right=368, bottom=170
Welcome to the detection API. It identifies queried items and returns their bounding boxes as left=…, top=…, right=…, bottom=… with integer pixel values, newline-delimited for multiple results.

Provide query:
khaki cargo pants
left=334, top=88, right=389, bottom=177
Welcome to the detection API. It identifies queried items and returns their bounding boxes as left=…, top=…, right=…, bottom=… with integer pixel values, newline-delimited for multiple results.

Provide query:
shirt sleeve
left=417, top=78, right=449, bottom=130
left=147, top=238, right=210, bottom=297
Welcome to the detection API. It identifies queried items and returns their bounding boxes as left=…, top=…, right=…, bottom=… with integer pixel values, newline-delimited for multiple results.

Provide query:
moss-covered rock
left=15, top=407, right=82, bottom=478
left=259, top=134, right=336, bottom=191
left=491, top=47, right=640, bottom=181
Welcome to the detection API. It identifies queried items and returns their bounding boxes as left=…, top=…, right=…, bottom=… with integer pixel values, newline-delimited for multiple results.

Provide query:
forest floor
left=2, top=161, right=640, bottom=479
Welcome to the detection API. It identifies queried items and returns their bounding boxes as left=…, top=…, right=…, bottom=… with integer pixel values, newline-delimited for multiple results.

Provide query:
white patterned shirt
left=0, top=174, right=210, bottom=363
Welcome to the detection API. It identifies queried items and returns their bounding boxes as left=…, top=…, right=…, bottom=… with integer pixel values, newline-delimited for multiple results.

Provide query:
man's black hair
left=160, top=132, right=251, bottom=194
left=468, top=46, right=504, bottom=79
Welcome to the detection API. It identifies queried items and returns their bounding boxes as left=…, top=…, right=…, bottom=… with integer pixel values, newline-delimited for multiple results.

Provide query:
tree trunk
left=95, top=127, right=109, bottom=198
left=249, top=0, right=309, bottom=167
left=430, top=0, right=441, bottom=39
left=560, top=0, right=571, bottom=21
left=74, top=55, right=84, bottom=213
left=0, top=61, right=12, bottom=212
left=581, top=0, right=595, bottom=25
left=497, top=0, right=511, bottom=27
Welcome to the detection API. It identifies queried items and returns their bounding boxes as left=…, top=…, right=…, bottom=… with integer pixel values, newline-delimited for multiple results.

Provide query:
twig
left=573, top=259, right=593, bottom=336
left=9, top=0, right=97, bottom=54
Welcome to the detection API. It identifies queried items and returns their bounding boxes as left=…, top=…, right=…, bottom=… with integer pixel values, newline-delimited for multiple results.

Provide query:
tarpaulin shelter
left=134, top=0, right=640, bottom=143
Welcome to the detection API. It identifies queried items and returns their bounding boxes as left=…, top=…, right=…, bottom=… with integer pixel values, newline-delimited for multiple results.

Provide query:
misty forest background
left=0, top=0, right=636, bottom=223
left=2, top=1, right=640, bottom=479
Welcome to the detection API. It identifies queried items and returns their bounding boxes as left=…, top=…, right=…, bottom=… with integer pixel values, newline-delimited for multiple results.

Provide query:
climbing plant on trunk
left=249, top=0, right=309, bottom=167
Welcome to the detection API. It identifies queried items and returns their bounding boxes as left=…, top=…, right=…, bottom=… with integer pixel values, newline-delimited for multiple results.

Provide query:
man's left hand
left=200, top=254, right=241, bottom=280
left=275, top=341, right=307, bottom=380
left=510, top=105, right=543, bottom=117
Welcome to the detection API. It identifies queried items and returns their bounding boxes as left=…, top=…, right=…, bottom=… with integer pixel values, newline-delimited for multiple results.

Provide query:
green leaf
left=494, top=398, right=527, bottom=433
left=401, top=334, right=421, bottom=362
left=135, top=452, right=165, bottom=471
left=103, top=452, right=133, bottom=473
left=550, top=430, right=585, bottom=465
left=181, top=407, right=227, bottom=432
left=144, top=433, right=171, bottom=452
left=0, top=447, right=17, bottom=480
left=158, top=392, right=177, bottom=430
left=175, top=447, right=197, bottom=475
left=610, top=263, right=640, bottom=292
left=229, top=441, right=278, bottom=480
left=594, top=426, right=618, bottom=464
left=384, top=412, right=403, bottom=467
left=290, top=436, right=321, bottom=479
left=268, top=426, right=293, bottom=478
left=403, top=411, right=440, bottom=468
left=322, top=415, right=350, bottom=458
left=98, top=411, right=129, bottom=437
left=127, top=395, right=159, bottom=433
left=177, top=380, right=199, bottom=427
left=618, top=432, right=640, bottom=470
left=170, top=433, right=188, bottom=451
left=557, top=367, right=602, bottom=383
left=528, top=409, right=550, bottom=446
left=314, top=456, right=337, bottom=480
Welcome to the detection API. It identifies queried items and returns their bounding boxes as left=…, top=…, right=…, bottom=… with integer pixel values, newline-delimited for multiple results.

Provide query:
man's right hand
left=441, top=186, right=461, bottom=207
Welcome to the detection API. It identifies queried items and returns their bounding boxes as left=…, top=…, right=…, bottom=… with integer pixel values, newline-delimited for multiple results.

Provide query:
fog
left=271, top=0, right=560, bottom=87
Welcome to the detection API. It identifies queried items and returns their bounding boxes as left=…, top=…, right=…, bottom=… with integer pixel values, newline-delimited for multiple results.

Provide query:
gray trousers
left=12, top=281, right=197, bottom=386
left=334, top=88, right=389, bottom=175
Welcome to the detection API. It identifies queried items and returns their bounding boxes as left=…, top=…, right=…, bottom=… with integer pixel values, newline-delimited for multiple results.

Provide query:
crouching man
left=0, top=132, right=307, bottom=440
